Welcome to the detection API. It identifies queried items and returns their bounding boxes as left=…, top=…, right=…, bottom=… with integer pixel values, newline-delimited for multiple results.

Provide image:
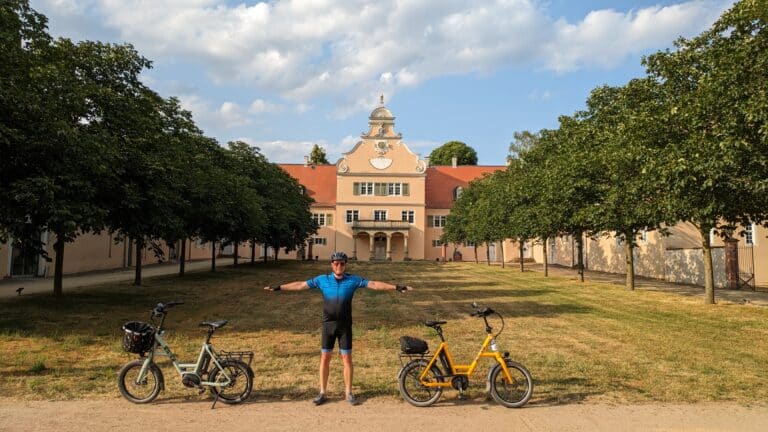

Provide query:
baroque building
left=279, top=97, right=509, bottom=262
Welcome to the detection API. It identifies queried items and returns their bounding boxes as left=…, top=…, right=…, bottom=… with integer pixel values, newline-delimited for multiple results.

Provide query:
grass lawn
left=1, top=260, right=767, bottom=404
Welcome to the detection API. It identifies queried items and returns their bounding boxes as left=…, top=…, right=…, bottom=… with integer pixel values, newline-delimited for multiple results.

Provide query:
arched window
left=452, top=186, right=463, bottom=201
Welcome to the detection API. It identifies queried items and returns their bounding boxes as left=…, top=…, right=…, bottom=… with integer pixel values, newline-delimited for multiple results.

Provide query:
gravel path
left=1, top=398, right=767, bottom=432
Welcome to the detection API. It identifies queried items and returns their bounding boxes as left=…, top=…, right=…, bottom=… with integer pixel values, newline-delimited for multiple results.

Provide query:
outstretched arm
left=264, top=281, right=309, bottom=291
left=367, top=281, right=413, bottom=292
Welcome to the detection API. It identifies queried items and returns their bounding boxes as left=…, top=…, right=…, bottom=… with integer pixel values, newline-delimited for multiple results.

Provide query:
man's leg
left=340, top=352, right=353, bottom=396
left=339, top=324, right=357, bottom=404
left=319, top=350, right=332, bottom=394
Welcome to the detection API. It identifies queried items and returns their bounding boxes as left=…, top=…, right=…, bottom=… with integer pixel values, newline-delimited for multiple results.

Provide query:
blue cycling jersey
left=306, top=273, right=369, bottom=322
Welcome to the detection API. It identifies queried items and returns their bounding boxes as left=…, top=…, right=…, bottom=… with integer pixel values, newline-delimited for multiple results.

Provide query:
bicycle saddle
left=424, top=320, right=447, bottom=328
left=199, top=320, right=228, bottom=329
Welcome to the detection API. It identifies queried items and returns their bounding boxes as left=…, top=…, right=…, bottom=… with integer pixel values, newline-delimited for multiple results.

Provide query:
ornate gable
left=337, top=96, right=426, bottom=176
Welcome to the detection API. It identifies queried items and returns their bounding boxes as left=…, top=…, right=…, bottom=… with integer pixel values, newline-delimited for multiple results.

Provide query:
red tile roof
left=425, top=166, right=505, bottom=209
left=279, top=164, right=337, bottom=207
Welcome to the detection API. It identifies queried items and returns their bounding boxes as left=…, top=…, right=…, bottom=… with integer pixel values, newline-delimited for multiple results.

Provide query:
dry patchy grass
left=1, top=261, right=767, bottom=405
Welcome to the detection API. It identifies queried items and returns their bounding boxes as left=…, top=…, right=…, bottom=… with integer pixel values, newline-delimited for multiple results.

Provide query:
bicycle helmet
left=330, top=251, right=348, bottom=263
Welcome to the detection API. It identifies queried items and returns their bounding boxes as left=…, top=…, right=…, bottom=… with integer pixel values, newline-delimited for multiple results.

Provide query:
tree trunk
left=474, top=245, right=478, bottom=263
left=543, top=237, right=549, bottom=277
left=576, top=232, right=584, bottom=282
left=211, top=241, right=216, bottom=272
left=53, top=233, right=65, bottom=297
left=625, top=230, right=635, bottom=291
left=500, top=241, right=505, bottom=269
left=273, top=242, right=279, bottom=261
left=179, top=238, right=186, bottom=277
left=486, top=242, right=490, bottom=266
left=700, top=227, right=715, bottom=304
left=134, top=238, right=143, bottom=286
left=233, top=239, right=239, bottom=268
left=519, top=240, right=525, bottom=272
left=251, top=241, right=256, bottom=265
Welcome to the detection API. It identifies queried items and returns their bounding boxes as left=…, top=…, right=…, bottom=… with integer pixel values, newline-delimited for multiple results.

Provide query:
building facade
left=278, top=99, right=512, bottom=262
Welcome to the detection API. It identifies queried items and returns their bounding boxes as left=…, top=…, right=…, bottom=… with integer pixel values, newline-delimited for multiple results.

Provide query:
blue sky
left=31, top=0, right=734, bottom=165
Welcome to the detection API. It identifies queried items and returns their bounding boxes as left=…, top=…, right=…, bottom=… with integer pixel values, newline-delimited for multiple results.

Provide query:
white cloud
left=528, top=89, right=552, bottom=101
left=178, top=94, right=251, bottom=131
left=544, top=1, right=731, bottom=72
left=229, top=134, right=363, bottom=164
left=32, top=0, right=734, bottom=116
left=248, top=99, right=282, bottom=114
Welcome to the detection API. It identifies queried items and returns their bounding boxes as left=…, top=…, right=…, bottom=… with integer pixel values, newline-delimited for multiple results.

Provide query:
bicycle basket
left=399, top=336, right=428, bottom=354
left=122, top=321, right=155, bottom=354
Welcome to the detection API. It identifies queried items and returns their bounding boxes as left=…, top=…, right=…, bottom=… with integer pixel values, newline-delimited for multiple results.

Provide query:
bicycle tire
left=117, top=359, right=163, bottom=404
left=397, top=359, right=443, bottom=407
left=208, top=360, right=253, bottom=404
left=487, top=360, right=533, bottom=408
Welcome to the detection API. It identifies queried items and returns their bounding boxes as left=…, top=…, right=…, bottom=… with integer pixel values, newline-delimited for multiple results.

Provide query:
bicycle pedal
left=198, top=387, right=207, bottom=395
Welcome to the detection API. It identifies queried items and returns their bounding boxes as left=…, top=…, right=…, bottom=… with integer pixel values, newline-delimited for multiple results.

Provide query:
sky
left=30, top=0, right=735, bottom=165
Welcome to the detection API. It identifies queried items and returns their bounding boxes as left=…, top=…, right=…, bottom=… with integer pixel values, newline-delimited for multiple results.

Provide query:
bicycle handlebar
left=469, top=302, right=504, bottom=337
left=152, top=300, right=185, bottom=317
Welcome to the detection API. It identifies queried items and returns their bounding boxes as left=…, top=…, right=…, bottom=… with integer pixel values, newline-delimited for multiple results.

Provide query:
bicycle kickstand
left=211, top=393, right=220, bottom=410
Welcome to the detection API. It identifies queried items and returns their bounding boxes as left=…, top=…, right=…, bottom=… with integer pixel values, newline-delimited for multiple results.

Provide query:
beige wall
left=0, top=243, right=9, bottom=279
left=2, top=232, right=218, bottom=279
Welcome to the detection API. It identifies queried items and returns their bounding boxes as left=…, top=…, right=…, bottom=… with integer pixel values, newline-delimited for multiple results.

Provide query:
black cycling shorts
left=321, top=321, right=352, bottom=354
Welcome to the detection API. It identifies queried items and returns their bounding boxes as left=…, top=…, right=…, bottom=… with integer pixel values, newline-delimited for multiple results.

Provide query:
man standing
left=264, top=251, right=412, bottom=405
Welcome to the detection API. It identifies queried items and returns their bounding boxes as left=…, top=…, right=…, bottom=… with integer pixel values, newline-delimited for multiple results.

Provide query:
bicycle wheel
left=208, top=360, right=253, bottom=404
left=488, top=360, right=533, bottom=408
left=117, top=359, right=163, bottom=404
left=397, top=359, right=443, bottom=407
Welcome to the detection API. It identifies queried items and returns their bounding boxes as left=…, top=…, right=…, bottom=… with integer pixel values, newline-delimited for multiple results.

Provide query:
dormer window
left=453, top=186, right=463, bottom=201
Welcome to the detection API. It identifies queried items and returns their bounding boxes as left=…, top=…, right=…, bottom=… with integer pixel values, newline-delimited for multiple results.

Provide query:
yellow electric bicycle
left=397, top=302, right=533, bottom=408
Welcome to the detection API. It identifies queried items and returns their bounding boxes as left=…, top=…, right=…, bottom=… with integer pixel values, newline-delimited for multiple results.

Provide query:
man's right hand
left=264, top=285, right=281, bottom=291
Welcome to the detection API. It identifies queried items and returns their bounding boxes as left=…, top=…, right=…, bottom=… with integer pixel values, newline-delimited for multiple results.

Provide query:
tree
left=579, top=79, right=674, bottom=290
left=309, top=143, right=330, bottom=164
left=644, top=0, right=768, bottom=303
left=428, top=141, right=478, bottom=165
left=508, top=130, right=540, bottom=162
left=1, top=4, right=157, bottom=295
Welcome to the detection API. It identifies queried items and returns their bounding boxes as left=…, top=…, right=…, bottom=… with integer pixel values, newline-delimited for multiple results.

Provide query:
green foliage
left=508, top=130, right=540, bottom=161
left=308, top=143, right=330, bottom=164
left=428, top=141, right=478, bottom=165
left=642, top=0, right=768, bottom=301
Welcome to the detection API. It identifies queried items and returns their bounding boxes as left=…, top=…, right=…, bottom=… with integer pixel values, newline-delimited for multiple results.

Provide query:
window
left=346, top=210, right=359, bottom=223
left=401, top=210, right=415, bottom=224
left=432, top=240, right=444, bottom=247
left=388, top=183, right=401, bottom=196
left=374, top=210, right=387, bottom=221
left=312, top=237, right=327, bottom=246
left=312, top=213, right=332, bottom=226
left=464, top=241, right=475, bottom=247
left=615, top=235, right=624, bottom=248
left=453, top=186, right=463, bottom=201
left=428, top=215, right=447, bottom=228
left=640, top=229, right=648, bottom=244
left=744, top=224, right=754, bottom=245
left=353, top=182, right=374, bottom=196
left=357, top=182, right=409, bottom=196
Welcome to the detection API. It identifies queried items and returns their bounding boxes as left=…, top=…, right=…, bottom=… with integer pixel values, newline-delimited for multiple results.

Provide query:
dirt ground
left=1, top=398, right=767, bottom=432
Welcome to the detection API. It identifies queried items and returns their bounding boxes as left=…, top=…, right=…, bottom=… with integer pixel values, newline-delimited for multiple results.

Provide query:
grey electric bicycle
left=118, top=301, right=254, bottom=407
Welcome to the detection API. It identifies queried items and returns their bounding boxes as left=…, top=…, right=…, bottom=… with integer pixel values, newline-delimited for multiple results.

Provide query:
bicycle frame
left=419, top=333, right=514, bottom=388
left=136, top=331, right=234, bottom=388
